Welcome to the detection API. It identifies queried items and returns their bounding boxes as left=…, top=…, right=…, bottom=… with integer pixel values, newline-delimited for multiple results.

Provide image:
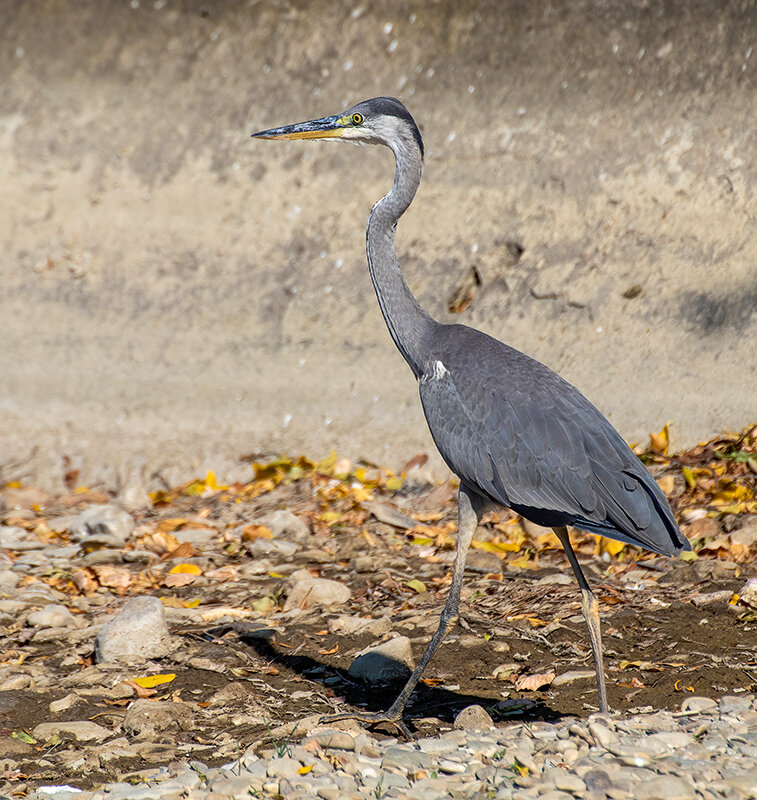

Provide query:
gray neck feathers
left=366, top=123, right=435, bottom=378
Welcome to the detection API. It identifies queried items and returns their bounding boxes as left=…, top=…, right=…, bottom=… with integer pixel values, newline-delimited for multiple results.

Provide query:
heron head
left=251, top=96, right=424, bottom=160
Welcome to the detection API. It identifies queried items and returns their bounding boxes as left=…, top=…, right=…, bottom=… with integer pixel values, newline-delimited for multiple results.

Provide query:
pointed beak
left=251, top=114, right=345, bottom=141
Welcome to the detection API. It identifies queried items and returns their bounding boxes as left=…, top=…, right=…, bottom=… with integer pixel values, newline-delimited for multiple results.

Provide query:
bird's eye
left=352, top=113, right=363, bottom=125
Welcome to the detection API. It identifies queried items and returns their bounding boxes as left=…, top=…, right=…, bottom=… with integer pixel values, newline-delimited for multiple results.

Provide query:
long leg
left=553, top=526, right=610, bottom=713
left=319, top=484, right=485, bottom=733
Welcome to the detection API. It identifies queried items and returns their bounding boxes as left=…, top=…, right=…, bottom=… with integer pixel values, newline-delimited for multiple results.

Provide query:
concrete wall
left=1, top=0, right=755, bottom=490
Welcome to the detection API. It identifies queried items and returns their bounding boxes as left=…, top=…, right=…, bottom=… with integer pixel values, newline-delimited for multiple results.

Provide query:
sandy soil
left=1, top=1, right=756, bottom=492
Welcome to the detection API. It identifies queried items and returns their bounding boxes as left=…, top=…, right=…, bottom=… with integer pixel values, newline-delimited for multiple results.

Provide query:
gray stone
left=552, top=669, right=595, bottom=686
left=245, top=538, right=299, bottom=558
left=327, top=614, right=393, bottom=636
left=95, top=596, right=169, bottom=663
left=27, top=603, right=77, bottom=628
left=0, top=526, right=44, bottom=550
left=284, top=577, right=351, bottom=611
left=719, top=695, right=753, bottom=715
left=0, top=569, right=21, bottom=589
left=304, top=730, right=356, bottom=751
left=68, top=504, right=134, bottom=543
left=588, top=721, right=617, bottom=749
left=266, top=756, right=302, bottom=780
left=33, top=720, right=111, bottom=742
left=348, top=636, right=414, bottom=683
left=453, top=704, right=494, bottom=731
left=680, top=696, right=718, bottom=714
left=49, top=693, right=82, bottom=714
left=381, top=745, right=433, bottom=773
left=258, top=510, right=310, bottom=542
left=122, top=698, right=196, bottom=735
left=638, top=776, right=695, bottom=799
left=544, top=768, right=587, bottom=795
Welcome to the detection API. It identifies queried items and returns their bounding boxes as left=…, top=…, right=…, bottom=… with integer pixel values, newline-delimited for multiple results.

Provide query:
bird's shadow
left=237, top=629, right=562, bottom=732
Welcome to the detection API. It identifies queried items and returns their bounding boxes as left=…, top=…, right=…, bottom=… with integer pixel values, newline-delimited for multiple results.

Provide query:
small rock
left=348, top=636, right=414, bottom=683
left=27, top=603, right=77, bottom=629
left=283, top=578, right=351, bottom=611
left=641, top=775, right=695, bottom=800
left=453, top=704, right=494, bottom=731
left=680, top=696, right=718, bottom=714
left=207, top=681, right=257, bottom=707
left=738, top=579, right=757, bottom=608
left=327, top=614, right=392, bottom=636
left=49, top=694, right=82, bottom=714
left=258, top=510, right=310, bottom=543
left=266, top=756, right=302, bottom=780
left=33, top=720, right=111, bottom=743
left=122, top=698, right=195, bottom=735
left=245, top=538, right=299, bottom=558
left=0, top=526, right=45, bottom=551
left=544, top=768, right=586, bottom=794
left=588, top=721, right=617, bottom=749
left=583, top=769, right=612, bottom=792
left=535, top=572, right=573, bottom=585
left=719, top=695, right=753, bottom=715
left=95, top=596, right=169, bottom=663
left=304, top=730, right=356, bottom=751
left=351, top=555, right=374, bottom=572
left=0, top=569, right=20, bottom=589
left=69, top=504, right=134, bottom=543
left=552, top=669, right=595, bottom=686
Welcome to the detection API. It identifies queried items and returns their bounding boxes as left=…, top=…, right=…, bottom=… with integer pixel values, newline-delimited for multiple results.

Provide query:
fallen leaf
left=319, top=645, right=339, bottom=655
left=90, top=565, right=132, bottom=589
left=405, top=578, right=427, bottom=593
left=298, top=765, right=314, bottom=775
left=163, top=572, right=198, bottom=587
left=11, top=730, right=36, bottom=745
left=241, top=524, right=274, bottom=541
left=122, top=680, right=157, bottom=698
left=649, top=423, right=670, bottom=454
left=168, top=563, right=202, bottom=576
left=514, top=671, right=555, bottom=691
left=132, top=673, right=176, bottom=689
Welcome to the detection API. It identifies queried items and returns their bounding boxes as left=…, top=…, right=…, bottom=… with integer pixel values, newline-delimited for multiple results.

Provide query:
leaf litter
left=0, top=425, right=755, bottom=792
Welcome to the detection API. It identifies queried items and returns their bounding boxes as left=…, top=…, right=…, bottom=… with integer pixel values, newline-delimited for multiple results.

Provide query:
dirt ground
left=1, top=427, right=756, bottom=792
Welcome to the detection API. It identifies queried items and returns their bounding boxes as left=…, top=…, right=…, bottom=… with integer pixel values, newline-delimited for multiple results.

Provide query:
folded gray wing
left=418, top=327, right=686, bottom=555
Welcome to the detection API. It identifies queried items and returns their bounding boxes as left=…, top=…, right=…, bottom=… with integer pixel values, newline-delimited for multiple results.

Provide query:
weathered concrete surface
left=1, top=0, right=755, bottom=489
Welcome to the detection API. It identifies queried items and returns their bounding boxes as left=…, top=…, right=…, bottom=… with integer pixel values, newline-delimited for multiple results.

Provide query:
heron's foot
left=317, top=708, right=414, bottom=739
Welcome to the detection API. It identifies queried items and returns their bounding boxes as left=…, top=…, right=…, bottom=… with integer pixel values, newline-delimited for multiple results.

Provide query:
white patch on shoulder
left=424, top=360, right=450, bottom=382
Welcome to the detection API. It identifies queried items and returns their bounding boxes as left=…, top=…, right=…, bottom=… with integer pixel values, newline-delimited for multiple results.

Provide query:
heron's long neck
left=366, top=146, right=435, bottom=378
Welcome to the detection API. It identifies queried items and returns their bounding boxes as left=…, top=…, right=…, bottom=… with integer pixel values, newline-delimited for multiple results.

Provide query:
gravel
left=15, top=696, right=757, bottom=800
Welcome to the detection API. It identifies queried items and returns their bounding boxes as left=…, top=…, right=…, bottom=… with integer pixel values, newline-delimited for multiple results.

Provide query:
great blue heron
left=252, top=96, right=690, bottom=725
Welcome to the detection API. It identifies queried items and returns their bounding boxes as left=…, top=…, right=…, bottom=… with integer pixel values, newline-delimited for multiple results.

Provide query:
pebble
left=454, top=704, right=494, bottom=730
left=21, top=692, right=757, bottom=800
left=27, top=603, right=77, bottom=628
left=95, top=596, right=170, bottom=663
left=33, top=720, right=111, bottom=743
left=283, top=577, right=351, bottom=611
left=347, top=635, right=414, bottom=682
left=68, top=504, right=134, bottom=543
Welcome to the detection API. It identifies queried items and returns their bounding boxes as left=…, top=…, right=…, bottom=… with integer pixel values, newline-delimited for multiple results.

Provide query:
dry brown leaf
left=90, top=565, right=132, bottom=589
left=163, top=572, right=198, bottom=587
left=142, top=531, right=180, bottom=555
left=242, top=524, right=274, bottom=541
left=514, top=671, right=555, bottom=691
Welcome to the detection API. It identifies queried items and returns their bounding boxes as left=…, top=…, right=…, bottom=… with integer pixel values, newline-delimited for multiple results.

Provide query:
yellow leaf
left=649, top=423, right=670, bottom=454
left=350, top=486, right=373, bottom=503
left=601, top=537, right=626, bottom=556
left=74, top=486, right=90, bottom=494
left=679, top=550, right=698, bottom=561
left=406, top=579, right=427, bottom=593
left=204, top=470, right=225, bottom=491
left=252, top=596, right=276, bottom=613
left=682, top=466, right=697, bottom=489
left=132, top=673, right=176, bottom=689
left=242, top=524, right=274, bottom=541
left=298, top=765, right=314, bottom=775
left=169, top=563, right=202, bottom=575
left=319, top=511, right=342, bottom=524
left=385, top=476, right=403, bottom=492
left=410, top=536, right=434, bottom=546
